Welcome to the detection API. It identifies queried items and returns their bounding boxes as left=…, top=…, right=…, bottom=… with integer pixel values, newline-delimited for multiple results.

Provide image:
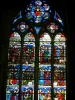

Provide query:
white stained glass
left=10, top=32, right=21, bottom=41
left=40, top=33, right=51, bottom=41
left=54, top=33, right=66, bottom=41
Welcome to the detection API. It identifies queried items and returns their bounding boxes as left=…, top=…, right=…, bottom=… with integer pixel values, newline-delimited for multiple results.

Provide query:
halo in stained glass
left=47, top=22, right=58, bottom=33
left=25, top=0, right=51, bottom=23
left=17, top=22, right=29, bottom=32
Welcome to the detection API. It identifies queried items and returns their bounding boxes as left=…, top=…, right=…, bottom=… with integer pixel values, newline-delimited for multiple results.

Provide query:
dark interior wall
left=0, top=0, right=74, bottom=99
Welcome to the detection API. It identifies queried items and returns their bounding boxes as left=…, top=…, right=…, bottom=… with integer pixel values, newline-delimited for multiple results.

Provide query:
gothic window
left=6, top=0, right=67, bottom=100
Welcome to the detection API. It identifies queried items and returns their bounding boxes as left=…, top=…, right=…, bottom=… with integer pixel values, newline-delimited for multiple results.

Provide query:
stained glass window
left=6, top=0, right=67, bottom=100
left=53, top=33, right=66, bottom=100
left=38, top=33, right=51, bottom=100
left=12, top=11, right=22, bottom=24
left=54, top=11, right=64, bottom=26
left=6, top=32, right=21, bottom=100
left=25, top=0, right=51, bottom=23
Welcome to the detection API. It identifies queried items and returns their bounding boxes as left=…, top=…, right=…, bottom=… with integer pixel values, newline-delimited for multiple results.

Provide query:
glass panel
left=40, top=33, right=51, bottom=64
left=21, top=80, right=34, bottom=100
left=17, top=22, right=29, bottom=33
left=53, top=33, right=66, bottom=100
left=34, top=27, right=41, bottom=34
left=38, top=87, right=51, bottom=100
left=38, top=32, right=51, bottom=99
left=12, top=11, right=22, bottom=24
left=47, top=22, right=58, bottom=33
left=54, top=64, right=66, bottom=72
left=22, top=42, right=35, bottom=64
left=21, top=32, right=35, bottom=100
left=54, top=87, right=66, bottom=100
left=25, top=0, right=51, bottom=23
left=6, top=32, right=21, bottom=100
left=54, top=33, right=66, bottom=42
left=54, top=11, right=64, bottom=26
left=6, top=94, right=19, bottom=100
left=24, top=32, right=35, bottom=41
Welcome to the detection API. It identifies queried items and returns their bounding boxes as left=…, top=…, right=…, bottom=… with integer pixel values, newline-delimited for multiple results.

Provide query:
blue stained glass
left=6, top=94, right=11, bottom=100
left=30, top=20, right=33, bottom=22
left=39, top=65, right=51, bottom=71
left=12, top=28, right=15, bottom=31
left=22, top=65, right=34, bottom=71
left=60, top=28, right=64, bottom=31
left=6, top=94, right=19, bottom=100
left=54, top=11, right=64, bottom=26
left=39, top=80, right=44, bottom=85
left=49, top=10, right=51, bottom=13
left=34, top=27, right=41, bottom=34
left=43, top=0, right=46, bottom=3
left=43, top=4, right=50, bottom=11
left=34, top=16, right=42, bottom=23
left=26, top=12, right=33, bottom=19
left=12, top=11, right=22, bottom=24
left=39, top=79, right=51, bottom=86
left=39, top=71, right=51, bottom=79
left=35, top=0, right=42, bottom=6
left=43, top=12, right=50, bottom=19
left=54, top=87, right=66, bottom=99
left=40, top=6, right=45, bottom=12
left=25, top=0, right=51, bottom=23
left=6, top=85, right=19, bottom=93
left=39, top=87, right=51, bottom=94
left=31, top=0, right=33, bottom=2
left=27, top=44, right=33, bottom=48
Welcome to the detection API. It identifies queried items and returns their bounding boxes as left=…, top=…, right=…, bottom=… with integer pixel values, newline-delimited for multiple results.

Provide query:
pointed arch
left=6, top=32, right=21, bottom=100
left=38, top=32, right=51, bottom=99
left=22, top=32, right=35, bottom=99
left=53, top=33, right=66, bottom=100
left=4, top=0, right=67, bottom=100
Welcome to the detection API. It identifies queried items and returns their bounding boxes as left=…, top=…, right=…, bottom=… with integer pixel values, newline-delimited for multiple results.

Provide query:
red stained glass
left=11, top=80, right=17, bottom=84
left=57, top=93, right=63, bottom=100
left=10, top=34, right=14, bottom=38
left=45, top=80, right=51, bottom=85
left=30, top=90, right=33, bottom=95
left=35, top=11, right=41, bottom=16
